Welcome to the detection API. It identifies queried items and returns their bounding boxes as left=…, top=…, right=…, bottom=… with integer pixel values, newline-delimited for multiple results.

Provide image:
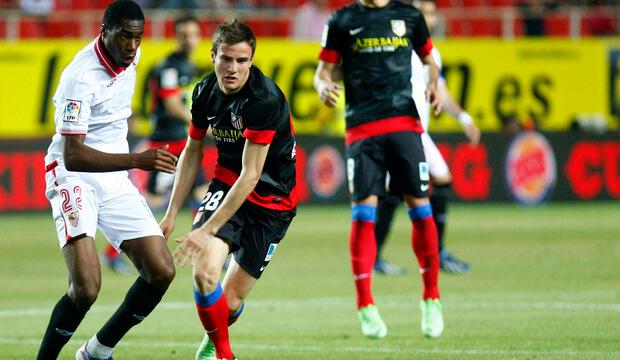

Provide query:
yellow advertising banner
left=0, top=38, right=618, bottom=139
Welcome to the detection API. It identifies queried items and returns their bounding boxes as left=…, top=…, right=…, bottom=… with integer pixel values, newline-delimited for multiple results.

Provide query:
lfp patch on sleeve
left=63, top=100, right=82, bottom=123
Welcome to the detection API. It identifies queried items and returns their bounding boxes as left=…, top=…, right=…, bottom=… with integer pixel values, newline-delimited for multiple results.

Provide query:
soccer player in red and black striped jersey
left=314, top=0, right=444, bottom=339
left=160, top=20, right=297, bottom=360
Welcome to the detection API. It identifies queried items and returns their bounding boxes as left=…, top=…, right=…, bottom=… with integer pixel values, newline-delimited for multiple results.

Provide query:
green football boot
left=357, top=304, right=388, bottom=339
left=420, top=299, right=444, bottom=338
left=195, top=333, right=216, bottom=360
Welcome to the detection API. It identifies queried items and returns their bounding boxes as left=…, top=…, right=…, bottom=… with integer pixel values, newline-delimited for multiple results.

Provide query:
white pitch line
left=0, top=337, right=618, bottom=357
left=1, top=297, right=620, bottom=319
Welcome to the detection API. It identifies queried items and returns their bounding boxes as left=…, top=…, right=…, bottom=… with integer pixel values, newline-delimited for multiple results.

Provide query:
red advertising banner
left=0, top=132, right=618, bottom=212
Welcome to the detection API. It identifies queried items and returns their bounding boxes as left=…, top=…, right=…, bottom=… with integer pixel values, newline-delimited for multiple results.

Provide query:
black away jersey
left=189, top=66, right=297, bottom=211
left=149, top=52, right=199, bottom=141
left=319, top=1, right=433, bottom=144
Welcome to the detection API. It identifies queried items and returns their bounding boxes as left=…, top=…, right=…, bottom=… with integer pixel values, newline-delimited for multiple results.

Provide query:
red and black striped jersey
left=189, top=66, right=297, bottom=211
left=319, top=1, right=433, bottom=144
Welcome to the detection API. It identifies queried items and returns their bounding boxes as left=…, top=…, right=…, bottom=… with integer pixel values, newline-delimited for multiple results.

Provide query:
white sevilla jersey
left=45, top=37, right=141, bottom=193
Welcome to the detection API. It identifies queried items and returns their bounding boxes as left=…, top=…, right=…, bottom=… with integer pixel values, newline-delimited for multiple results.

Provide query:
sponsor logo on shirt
left=63, top=99, right=82, bottom=123
left=353, top=36, right=409, bottom=53
left=211, top=127, right=244, bottom=143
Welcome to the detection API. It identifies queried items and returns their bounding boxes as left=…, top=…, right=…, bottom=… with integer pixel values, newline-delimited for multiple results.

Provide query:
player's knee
left=144, top=260, right=176, bottom=290
left=193, top=266, right=220, bottom=294
left=69, top=282, right=100, bottom=309
left=226, top=293, right=245, bottom=311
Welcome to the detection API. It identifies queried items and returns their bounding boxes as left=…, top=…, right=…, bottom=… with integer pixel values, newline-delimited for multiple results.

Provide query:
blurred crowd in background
left=0, top=0, right=617, bottom=39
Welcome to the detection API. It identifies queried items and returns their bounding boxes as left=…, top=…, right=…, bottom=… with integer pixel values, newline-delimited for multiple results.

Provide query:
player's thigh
left=346, top=137, right=387, bottom=202
left=421, top=132, right=451, bottom=182
left=97, top=180, right=163, bottom=252
left=62, top=236, right=102, bottom=303
left=121, top=235, right=174, bottom=283
left=47, top=177, right=99, bottom=249
left=192, top=181, right=243, bottom=286
left=234, top=204, right=295, bottom=280
left=385, top=132, right=430, bottom=199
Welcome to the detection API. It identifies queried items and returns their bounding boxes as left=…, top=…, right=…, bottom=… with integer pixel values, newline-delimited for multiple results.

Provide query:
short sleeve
left=411, top=11, right=433, bottom=59
left=56, top=78, right=94, bottom=135
left=242, top=98, right=279, bottom=145
left=189, top=80, right=209, bottom=140
left=159, top=67, right=180, bottom=98
left=318, top=12, right=343, bottom=64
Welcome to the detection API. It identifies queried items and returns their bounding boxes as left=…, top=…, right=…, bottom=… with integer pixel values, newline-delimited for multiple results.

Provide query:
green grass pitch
left=0, top=203, right=619, bottom=359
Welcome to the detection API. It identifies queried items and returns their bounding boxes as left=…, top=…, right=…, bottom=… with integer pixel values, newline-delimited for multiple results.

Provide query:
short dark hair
left=174, top=14, right=200, bottom=34
left=102, top=0, right=145, bottom=30
left=212, top=19, right=256, bottom=56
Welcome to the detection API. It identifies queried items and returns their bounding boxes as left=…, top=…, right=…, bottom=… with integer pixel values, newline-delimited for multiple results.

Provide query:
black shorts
left=192, top=180, right=296, bottom=279
left=346, top=131, right=430, bottom=201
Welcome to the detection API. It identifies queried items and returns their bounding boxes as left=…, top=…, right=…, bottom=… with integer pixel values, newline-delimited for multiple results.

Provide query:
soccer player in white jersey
left=374, top=0, right=481, bottom=274
left=37, top=2, right=177, bottom=359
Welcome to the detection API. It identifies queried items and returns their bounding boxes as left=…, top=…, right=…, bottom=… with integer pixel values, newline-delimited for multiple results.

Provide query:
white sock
left=86, top=335, right=113, bottom=358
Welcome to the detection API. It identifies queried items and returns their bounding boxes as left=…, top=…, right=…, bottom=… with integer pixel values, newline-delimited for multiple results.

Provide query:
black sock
left=96, top=277, right=165, bottom=348
left=430, top=183, right=451, bottom=252
left=375, top=193, right=401, bottom=261
left=37, top=294, right=89, bottom=360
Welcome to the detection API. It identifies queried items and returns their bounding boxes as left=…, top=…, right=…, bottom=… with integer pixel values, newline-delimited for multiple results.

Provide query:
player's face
left=176, top=21, right=201, bottom=56
left=102, top=19, right=144, bottom=67
left=211, top=42, right=254, bottom=95
left=418, top=1, right=437, bottom=33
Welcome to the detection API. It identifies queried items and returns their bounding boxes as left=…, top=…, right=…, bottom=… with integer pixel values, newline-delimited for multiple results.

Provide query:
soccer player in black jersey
left=144, top=15, right=208, bottom=211
left=315, top=0, right=444, bottom=339
left=160, top=20, right=297, bottom=360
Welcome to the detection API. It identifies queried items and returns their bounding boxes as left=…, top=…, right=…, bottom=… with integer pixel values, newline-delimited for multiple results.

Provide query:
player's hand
left=136, top=144, right=178, bottom=173
left=318, top=81, right=343, bottom=108
left=426, top=84, right=442, bottom=116
left=159, top=215, right=176, bottom=241
left=464, top=122, right=481, bottom=146
left=173, top=229, right=210, bottom=268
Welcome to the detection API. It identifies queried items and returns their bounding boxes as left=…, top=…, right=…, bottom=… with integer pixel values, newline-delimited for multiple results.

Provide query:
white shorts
left=421, top=132, right=450, bottom=179
left=45, top=163, right=163, bottom=251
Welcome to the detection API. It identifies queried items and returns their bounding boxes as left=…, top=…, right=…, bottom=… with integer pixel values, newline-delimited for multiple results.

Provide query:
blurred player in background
left=315, top=0, right=444, bottom=339
left=37, top=1, right=177, bottom=359
left=159, top=20, right=298, bottom=360
left=375, top=0, right=481, bottom=275
left=145, top=14, right=208, bottom=211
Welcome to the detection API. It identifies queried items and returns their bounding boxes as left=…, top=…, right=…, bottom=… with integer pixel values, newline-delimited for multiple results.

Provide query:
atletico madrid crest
left=231, top=112, right=243, bottom=130
left=391, top=20, right=406, bottom=37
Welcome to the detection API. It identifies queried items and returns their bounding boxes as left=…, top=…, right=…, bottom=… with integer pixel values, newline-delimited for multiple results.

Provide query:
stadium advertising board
left=0, top=39, right=619, bottom=139
left=1, top=133, right=619, bottom=212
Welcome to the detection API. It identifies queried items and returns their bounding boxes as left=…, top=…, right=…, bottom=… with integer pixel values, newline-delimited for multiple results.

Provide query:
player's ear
left=100, top=24, right=107, bottom=37
left=210, top=48, right=216, bottom=64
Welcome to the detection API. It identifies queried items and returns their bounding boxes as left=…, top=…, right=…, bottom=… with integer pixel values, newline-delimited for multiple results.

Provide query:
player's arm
left=158, top=67, right=191, bottom=124
left=63, top=134, right=176, bottom=173
left=160, top=132, right=206, bottom=239
left=162, top=93, right=192, bottom=124
left=314, top=60, right=343, bottom=108
left=198, top=140, right=270, bottom=236
left=438, top=82, right=480, bottom=145
left=421, top=53, right=442, bottom=115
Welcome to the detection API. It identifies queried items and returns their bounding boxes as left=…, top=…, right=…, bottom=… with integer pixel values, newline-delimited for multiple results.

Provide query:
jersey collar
left=94, top=35, right=127, bottom=77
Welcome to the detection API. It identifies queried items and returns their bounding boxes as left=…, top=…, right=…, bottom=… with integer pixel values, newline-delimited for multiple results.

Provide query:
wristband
left=458, top=112, right=473, bottom=126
